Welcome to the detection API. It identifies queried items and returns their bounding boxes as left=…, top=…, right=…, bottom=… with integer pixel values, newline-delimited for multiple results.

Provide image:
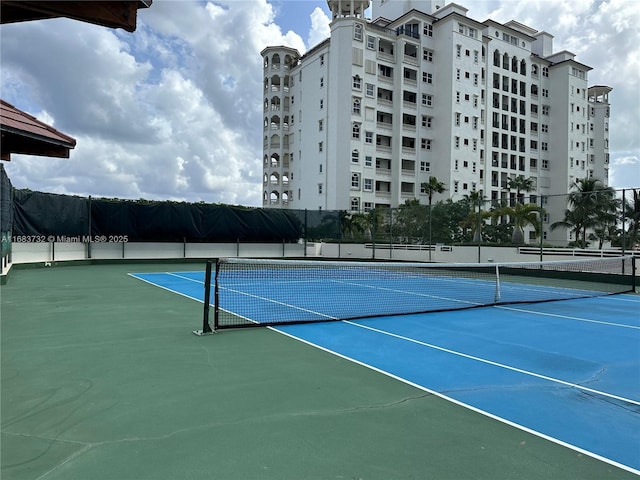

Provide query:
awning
left=0, top=1, right=152, bottom=33
left=0, top=99, right=77, bottom=161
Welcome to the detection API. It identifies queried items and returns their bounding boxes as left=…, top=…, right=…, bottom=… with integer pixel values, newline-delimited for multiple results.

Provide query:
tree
left=394, top=199, right=428, bottom=243
left=461, top=190, right=486, bottom=243
left=506, top=175, right=535, bottom=204
left=620, top=189, right=640, bottom=249
left=492, top=202, right=542, bottom=244
left=421, top=176, right=446, bottom=260
left=340, top=211, right=369, bottom=241
left=551, top=177, right=617, bottom=247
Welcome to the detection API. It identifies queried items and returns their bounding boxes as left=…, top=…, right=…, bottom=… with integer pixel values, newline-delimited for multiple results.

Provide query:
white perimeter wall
left=7, top=241, right=636, bottom=272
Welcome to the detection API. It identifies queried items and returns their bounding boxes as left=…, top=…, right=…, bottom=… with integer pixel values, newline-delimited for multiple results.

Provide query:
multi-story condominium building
left=261, top=0, right=611, bottom=245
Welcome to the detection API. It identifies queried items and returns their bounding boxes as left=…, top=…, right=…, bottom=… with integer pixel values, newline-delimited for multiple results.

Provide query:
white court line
left=274, top=326, right=640, bottom=477
left=166, top=272, right=204, bottom=283
left=344, top=320, right=640, bottom=407
left=495, top=305, right=640, bottom=329
left=127, top=273, right=203, bottom=304
left=221, top=286, right=337, bottom=320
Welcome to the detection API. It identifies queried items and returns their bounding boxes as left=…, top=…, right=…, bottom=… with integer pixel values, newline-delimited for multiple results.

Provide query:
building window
left=320, top=54, right=324, bottom=65
left=423, top=49, right=433, bottom=62
left=353, top=98, right=361, bottom=115
left=320, top=99, right=323, bottom=109
left=456, top=44, right=462, bottom=58
left=365, top=131, right=373, bottom=144
left=352, top=123, right=360, bottom=139
left=364, top=178, right=373, bottom=191
left=318, top=183, right=323, bottom=194
left=420, top=161, right=430, bottom=172
left=542, top=159, right=549, bottom=169
left=365, top=156, right=372, bottom=167
left=422, top=94, right=433, bottom=106
left=351, top=173, right=360, bottom=189
left=318, top=141, right=323, bottom=152
left=353, top=75, right=362, bottom=90
left=367, top=35, right=375, bottom=49
left=423, top=23, right=433, bottom=37
left=422, top=115, right=432, bottom=128
left=354, top=23, right=363, bottom=41
left=421, top=138, right=432, bottom=150
left=366, top=83, right=375, bottom=97
left=351, top=149, right=359, bottom=163
left=422, top=72, right=433, bottom=84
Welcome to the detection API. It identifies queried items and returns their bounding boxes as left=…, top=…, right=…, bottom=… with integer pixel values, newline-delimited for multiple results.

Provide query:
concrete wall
left=5, top=241, right=637, bottom=273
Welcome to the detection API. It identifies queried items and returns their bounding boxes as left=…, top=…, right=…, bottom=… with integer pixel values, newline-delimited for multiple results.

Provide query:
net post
left=193, top=259, right=214, bottom=335
left=494, top=264, right=501, bottom=303
left=632, top=256, right=637, bottom=293
left=213, top=258, right=220, bottom=330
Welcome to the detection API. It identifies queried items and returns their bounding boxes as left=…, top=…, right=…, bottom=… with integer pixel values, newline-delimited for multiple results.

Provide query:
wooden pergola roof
left=0, top=100, right=77, bottom=161
left=0, top=1, right=152, bottom=161
left=0, top=1, right=152, bottom=33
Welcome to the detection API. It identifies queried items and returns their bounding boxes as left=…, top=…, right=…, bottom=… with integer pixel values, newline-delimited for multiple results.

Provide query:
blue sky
left=0, top=0, right=638, bottom=205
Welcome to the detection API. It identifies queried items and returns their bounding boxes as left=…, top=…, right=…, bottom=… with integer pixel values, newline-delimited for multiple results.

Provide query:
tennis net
left=196, top=256, right=636, bottom=332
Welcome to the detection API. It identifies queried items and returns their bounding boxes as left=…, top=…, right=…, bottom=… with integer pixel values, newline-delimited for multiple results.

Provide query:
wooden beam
left=0, top=1, right=151, bottom=32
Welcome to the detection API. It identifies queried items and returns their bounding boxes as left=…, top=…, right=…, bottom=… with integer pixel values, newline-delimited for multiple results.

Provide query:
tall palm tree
left=462, top=189, right=485, bottom=243
left=506, top=175, right=535, bottom=204
left=421, top=176, right=446, bottom=260
left=492, top=202, right=542, bottom=244
left=551, top=177, right=617, bottom=247
left=621, top=189, right=640, bottom=249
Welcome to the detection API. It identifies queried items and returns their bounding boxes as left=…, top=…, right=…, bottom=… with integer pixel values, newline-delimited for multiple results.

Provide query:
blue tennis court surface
left=130, top=270, right=640, bottom=474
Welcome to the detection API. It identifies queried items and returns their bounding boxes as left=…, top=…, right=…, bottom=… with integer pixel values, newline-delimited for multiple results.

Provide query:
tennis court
left=2, top=260, right=639, bottom=479
left=130, top=256, right=640, bottom=475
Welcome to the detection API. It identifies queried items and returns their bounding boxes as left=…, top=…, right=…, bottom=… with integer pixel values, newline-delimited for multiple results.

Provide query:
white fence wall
left=8, top=240, right=638, bottom=269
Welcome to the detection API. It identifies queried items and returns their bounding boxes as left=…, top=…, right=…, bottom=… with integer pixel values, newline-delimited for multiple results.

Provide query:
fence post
left=621, top=189, right=626, bottom=257
left=87, top=195, right=92, bottom=259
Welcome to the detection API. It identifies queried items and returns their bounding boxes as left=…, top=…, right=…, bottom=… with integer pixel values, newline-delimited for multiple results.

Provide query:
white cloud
left=0, top=0, right=638, bottom=208
left=1, top=0, right=310, bottom=205
left=308, top=7, right=332, bottom=49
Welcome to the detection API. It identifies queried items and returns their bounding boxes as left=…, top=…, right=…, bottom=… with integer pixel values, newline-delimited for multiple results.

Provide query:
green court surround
left=1, top=263, right=635, bottom=479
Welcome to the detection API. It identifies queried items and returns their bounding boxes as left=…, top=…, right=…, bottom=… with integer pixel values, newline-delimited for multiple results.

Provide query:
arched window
left=520, top=59, right=527, bottom=76
left=352, top=123, right=360, bottom=139
left=493, top=49, right=500, bottom=67
left=354, top=23, right=363, bottom=41
left=351, top=149, right=360, bottom=163
left=271, top=53, right=281, bottom=70
left=502, top=53, right=509, bottom=69
left=512, top=56, right=518, bottom=73
left=352, top=98, right=361, bottom=115
left=351, top=173, right=360, bottom=189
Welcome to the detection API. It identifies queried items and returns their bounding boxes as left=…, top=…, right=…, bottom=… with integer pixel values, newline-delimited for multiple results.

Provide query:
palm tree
left=421, top=176, right=446, bottom=260
left=551, top=177, right=617, bottom=247
left=506, top=175, right=535, bottom=204
left=492, top=202, right=542, bottom=244
left=462, top=190, right=486, bottom=243
left=621, top=189, right=640, bottom=249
